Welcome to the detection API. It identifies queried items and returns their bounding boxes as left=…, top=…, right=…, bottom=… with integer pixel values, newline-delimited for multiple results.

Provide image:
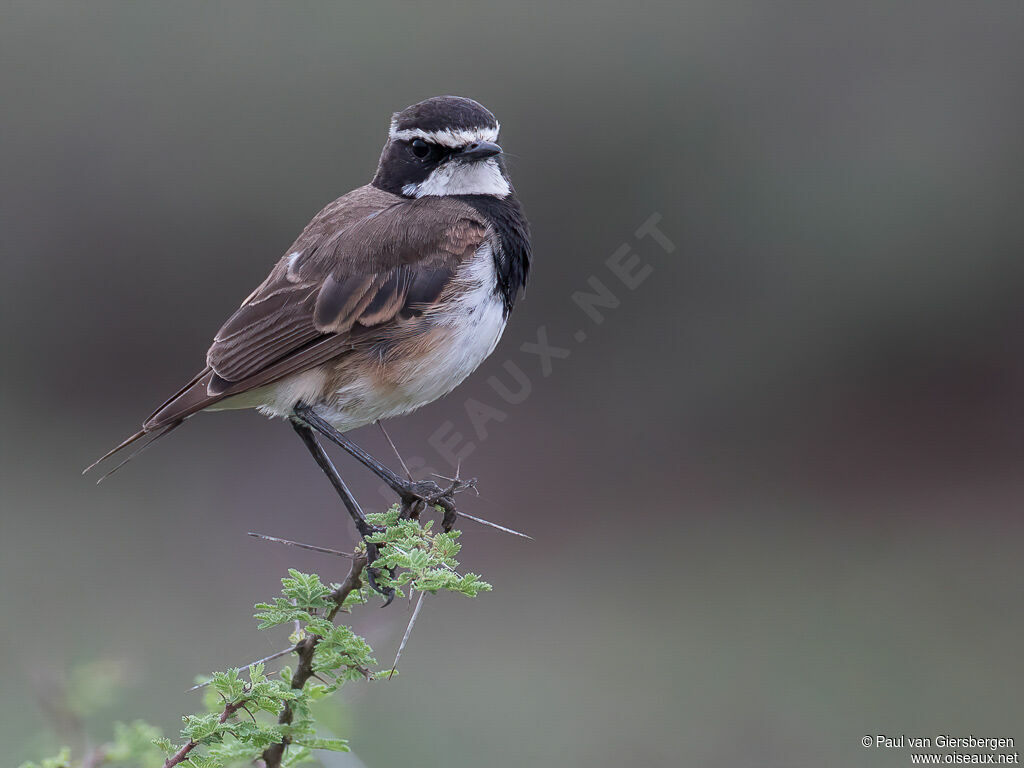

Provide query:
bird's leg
left=293, top=404, right=475, bottom=532
left=290, top=419, right=394, bottom=605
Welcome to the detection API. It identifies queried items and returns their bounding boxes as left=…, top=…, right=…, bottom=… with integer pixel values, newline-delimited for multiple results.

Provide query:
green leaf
left=210, top=669, right=246, bottom=703
left=280, top=570, right=332, bottom=609
left=291, top=735, right=350, bottom=752
left=182, top=712, right=221, bottom=742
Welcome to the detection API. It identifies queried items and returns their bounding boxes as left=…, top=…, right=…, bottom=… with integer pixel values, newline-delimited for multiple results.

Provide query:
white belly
left=323, top=306, right=505, bottom=430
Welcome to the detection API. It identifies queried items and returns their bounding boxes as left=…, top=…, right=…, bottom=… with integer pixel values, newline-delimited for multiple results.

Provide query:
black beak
left=455, top=140, right=502, bottom=160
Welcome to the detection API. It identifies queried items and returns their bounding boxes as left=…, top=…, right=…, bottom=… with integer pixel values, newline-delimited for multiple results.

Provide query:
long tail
left=82, top=422, right=184, bottom=482
left=83, top=366, right=225, bottom=481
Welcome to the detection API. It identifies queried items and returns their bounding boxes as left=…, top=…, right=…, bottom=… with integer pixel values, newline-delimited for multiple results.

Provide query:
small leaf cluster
left=364, top=507, right=492, bottom=598
left=254, top=569, right=341, bottom=630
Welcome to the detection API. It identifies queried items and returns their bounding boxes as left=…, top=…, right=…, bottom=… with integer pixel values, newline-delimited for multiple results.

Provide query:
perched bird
left=87, top=96, right=531, bottom=598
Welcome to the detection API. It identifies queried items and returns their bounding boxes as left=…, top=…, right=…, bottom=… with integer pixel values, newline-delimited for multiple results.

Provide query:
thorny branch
left=260, top=555, right=368, bottom=768
left=34, top=486, right=514, bottom=768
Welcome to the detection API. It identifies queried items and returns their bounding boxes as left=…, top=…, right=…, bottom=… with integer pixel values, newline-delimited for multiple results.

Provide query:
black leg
left=293, top=404, right=473, bottom=531
left=290, top=419, right=394, bottom=605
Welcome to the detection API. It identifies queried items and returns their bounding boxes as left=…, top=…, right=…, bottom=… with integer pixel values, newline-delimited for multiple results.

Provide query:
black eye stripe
left=408, top=138, right=454, bottom=163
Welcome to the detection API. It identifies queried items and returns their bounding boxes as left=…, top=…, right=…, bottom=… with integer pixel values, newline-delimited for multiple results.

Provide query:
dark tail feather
left=84, top=366, right=226, bottom=479
left=82, top=428, right=150, bottom=475
left=92, top=421, right=184, bottom=483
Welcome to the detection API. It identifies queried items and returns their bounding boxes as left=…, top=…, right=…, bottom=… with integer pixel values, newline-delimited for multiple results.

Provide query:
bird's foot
left=396, top=469, right=477, bottom=532
left=360, top=529, right=396, bottom=607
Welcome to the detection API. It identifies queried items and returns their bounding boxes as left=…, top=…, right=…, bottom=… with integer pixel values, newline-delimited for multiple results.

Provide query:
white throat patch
left=402, top=157, right=511, bottom=198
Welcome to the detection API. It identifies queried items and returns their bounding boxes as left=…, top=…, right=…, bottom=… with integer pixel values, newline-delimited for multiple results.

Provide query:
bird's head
left=372, top=95, right=510, bottom=199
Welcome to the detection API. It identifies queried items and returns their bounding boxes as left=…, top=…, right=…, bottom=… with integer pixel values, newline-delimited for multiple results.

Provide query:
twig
left=261, top=555, right=367, bottom=768
left=164, top=700, right=244, bottom=768
left=248, top=532, right=355, bottom=559
left=186, top=646, right=298, bottom=692
left=388, top=593, right=425, bottom=680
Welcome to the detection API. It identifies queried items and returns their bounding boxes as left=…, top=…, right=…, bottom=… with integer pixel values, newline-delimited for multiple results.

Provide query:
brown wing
left=148, top=186, right=487, bottom=428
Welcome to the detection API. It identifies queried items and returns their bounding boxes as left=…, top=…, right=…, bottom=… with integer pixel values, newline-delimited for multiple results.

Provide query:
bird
left=86, top=95, right=532, bottom=600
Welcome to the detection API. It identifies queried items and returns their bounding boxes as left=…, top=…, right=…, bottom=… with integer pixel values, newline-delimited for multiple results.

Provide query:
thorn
left=456, top=510, right=534, bottom=540
left=388, top=593, right=425, bottom=679
left=247, top=532, right=355, bottom=559
left=376, top=420, right=413, bottom=481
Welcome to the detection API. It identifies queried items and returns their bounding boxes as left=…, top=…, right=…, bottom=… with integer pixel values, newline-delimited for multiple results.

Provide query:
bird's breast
left=317, top=242, right=507, bottom=430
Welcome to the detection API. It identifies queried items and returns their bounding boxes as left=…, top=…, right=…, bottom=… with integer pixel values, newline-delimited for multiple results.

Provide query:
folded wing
left=147, top=185, right=488, bottom=428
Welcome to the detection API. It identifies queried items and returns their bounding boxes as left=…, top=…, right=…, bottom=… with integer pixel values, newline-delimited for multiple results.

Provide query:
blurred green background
left=2, top=2, right=1023, bottom=766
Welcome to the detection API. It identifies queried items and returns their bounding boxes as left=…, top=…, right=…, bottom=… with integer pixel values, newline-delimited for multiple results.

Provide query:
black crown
left=393, top=96, right=497, bottom=133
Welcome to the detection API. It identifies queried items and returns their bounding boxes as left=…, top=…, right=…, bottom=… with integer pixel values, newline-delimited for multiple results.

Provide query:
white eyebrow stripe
left=388, top=124, right=500, bottom=148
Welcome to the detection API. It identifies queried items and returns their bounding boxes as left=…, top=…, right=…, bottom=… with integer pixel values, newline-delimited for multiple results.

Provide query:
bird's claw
left=396, top=471, right=477, bottom=532
left=361, top=530, right=395, bottom=607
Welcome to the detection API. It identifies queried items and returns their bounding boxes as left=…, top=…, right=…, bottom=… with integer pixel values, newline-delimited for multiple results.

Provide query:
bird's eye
left=411, top=139, right=430, bottom=159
